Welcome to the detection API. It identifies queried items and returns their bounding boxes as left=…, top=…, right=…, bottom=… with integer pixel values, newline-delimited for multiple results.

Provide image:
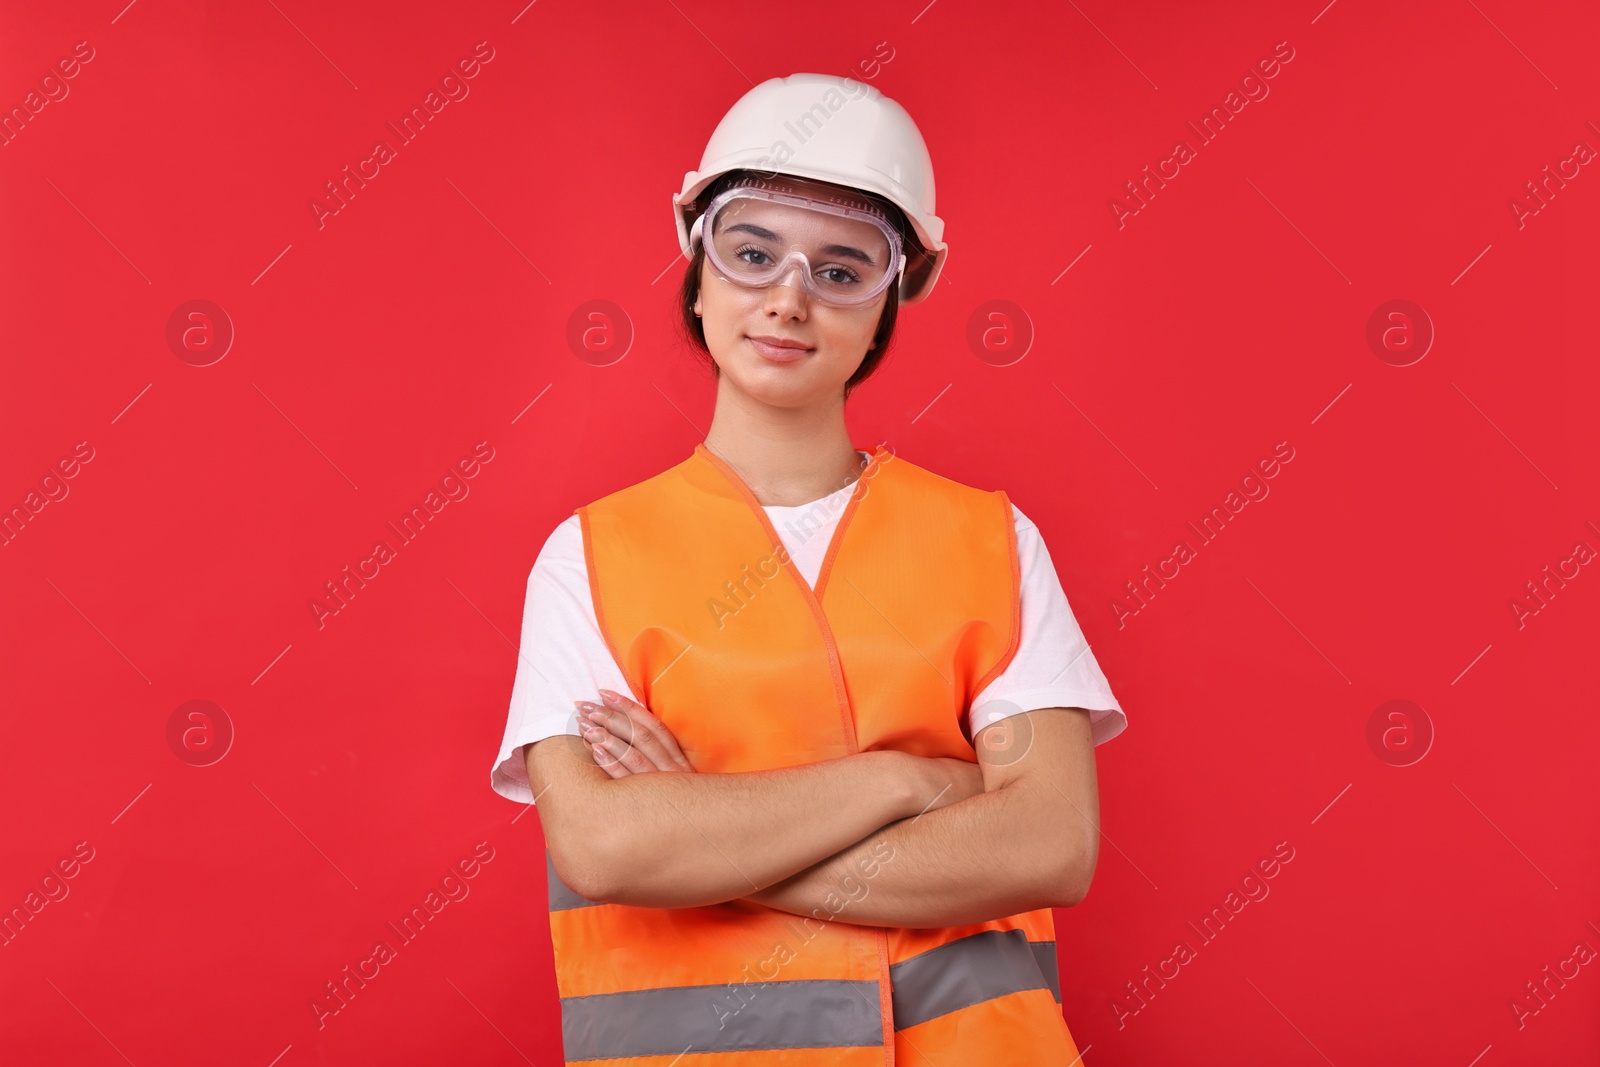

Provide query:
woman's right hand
left=577, top=697, right=987, bottom=818
left=902, top=754, right=986, bottom=817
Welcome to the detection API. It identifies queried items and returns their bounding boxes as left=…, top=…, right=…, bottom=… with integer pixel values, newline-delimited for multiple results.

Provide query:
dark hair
left=675, top=170, right=915, bottom=401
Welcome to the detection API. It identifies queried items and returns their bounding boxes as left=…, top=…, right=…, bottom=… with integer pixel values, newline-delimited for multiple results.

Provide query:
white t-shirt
left=490, top=455, right=1127, bottom=805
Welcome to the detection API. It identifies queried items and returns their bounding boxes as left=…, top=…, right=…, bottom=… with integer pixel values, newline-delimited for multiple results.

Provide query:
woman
left=491, top=72, right=1127, bottom=1066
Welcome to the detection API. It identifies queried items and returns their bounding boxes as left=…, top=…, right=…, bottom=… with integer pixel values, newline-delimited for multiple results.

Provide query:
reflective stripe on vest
left=552, top=927, right=1064, bottom=1060
left=545, top=851, right=599, bottom=912
left=561, top=979, right=883, bottom=1061
left=889, top=929, right=1054, bottom=1030
left=552, top=443, right=1078, bottom=1065
left=1032, top=940, right=1062, bottom=1003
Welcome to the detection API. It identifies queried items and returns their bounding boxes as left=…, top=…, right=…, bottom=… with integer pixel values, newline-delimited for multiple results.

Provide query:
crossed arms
left=525, top=692, right=1101, bottom=929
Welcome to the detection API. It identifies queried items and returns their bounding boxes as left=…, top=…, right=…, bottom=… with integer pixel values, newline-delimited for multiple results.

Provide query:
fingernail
left=598, top=689, right=621, bottom=702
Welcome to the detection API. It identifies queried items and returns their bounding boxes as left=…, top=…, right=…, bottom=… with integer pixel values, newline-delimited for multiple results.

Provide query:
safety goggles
left=689, top=180, right=906, bottom=308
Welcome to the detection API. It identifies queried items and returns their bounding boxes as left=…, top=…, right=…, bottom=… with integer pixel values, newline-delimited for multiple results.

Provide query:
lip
left=747, top=335, right=815, bottom=362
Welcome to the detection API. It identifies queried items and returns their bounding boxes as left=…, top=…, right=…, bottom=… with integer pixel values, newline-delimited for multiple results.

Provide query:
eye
left=818, top=265, right=861, bottom=286
left=733, top=244, right=773, bottom=267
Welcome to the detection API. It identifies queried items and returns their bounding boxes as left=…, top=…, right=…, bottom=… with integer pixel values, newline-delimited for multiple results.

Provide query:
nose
left=761, top=259, right=811, bottom=317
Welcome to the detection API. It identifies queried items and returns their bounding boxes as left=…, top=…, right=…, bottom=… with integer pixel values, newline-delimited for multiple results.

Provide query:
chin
left=727, top=366, right=840, bottom=408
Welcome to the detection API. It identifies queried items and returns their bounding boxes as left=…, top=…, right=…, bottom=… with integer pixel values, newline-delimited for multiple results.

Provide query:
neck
left=702, top=378, right=866, bottom=506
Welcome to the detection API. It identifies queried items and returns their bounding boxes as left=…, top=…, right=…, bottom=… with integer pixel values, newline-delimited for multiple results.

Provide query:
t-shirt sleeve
left=489, top=514, right=640, bottom=805
left=968, top=503, right=1129, bottom=747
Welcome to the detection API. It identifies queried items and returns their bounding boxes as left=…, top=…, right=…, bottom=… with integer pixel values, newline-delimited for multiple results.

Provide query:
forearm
left=550, top=745, right=919, bottom=909
left=746, top=779, right=1082, bottom=928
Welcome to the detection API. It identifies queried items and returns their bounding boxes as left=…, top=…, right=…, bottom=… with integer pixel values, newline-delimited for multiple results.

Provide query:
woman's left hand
left=575, top=690, right=697, bottom=777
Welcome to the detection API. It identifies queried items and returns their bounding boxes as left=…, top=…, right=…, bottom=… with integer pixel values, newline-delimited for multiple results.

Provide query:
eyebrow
left=722, top=222, right=879, bottom=265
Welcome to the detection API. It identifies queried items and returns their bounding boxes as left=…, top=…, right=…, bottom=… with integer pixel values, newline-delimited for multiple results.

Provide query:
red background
left=2, top=0, right=1597, bottom=1063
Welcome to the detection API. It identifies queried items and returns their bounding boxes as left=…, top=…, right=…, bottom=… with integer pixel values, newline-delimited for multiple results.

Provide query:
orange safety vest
left=548, top=442, right=1082, bottom=1065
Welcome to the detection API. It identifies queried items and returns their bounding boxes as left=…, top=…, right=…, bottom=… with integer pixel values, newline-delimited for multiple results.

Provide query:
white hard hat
left=674, top=73, right=948, bottom=304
